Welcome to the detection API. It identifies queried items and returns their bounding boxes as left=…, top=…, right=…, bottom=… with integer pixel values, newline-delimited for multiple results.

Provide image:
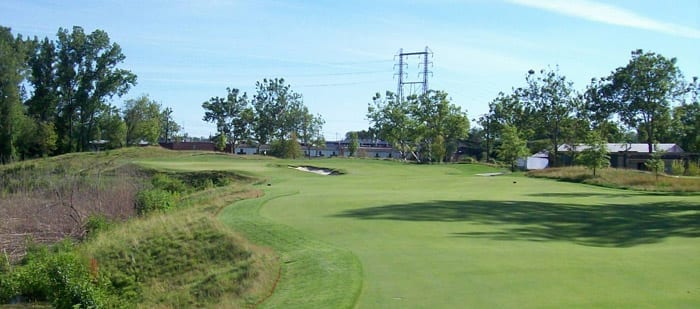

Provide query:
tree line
left=470, top=49, right=699, bottom=168
left=201, top=78, right=325, bottom=158
left=367, top=90, right=471, bottom=163
left=0, top=26, right=181, bottom=163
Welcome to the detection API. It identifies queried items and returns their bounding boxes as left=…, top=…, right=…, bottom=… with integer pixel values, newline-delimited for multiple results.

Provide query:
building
left=558, top=143, right=685, bottom=172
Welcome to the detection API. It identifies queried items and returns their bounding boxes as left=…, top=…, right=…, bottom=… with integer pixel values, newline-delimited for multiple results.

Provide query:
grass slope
left=144, top=155, right=700, bottom=308
left=139, top=155, right=364, bottom=308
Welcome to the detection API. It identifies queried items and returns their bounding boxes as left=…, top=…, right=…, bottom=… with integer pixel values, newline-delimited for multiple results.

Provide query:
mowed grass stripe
left=217, top=187, right=363, bottom=308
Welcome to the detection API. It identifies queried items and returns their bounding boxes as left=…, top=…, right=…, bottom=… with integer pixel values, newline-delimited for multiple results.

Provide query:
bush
left=671, top=160, right=685, bottom=175
left=151, top=173, right=189, bottom=193
left=85, top=215, right=110, bottom=239
left=270, top=134, right=302, bottom=159
left=136, top=189, right=179, bottom=215
left=689, top=160, right=700, bottom=176
left=0, top=241, right=110, bottom=307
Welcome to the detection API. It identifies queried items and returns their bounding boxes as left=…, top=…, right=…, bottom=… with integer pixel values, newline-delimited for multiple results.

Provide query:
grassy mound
left=1, top=148, right=279, bottom=307
left=81, top=211, right=278, bottom=307
left=528, top=166, right=700, bottom=192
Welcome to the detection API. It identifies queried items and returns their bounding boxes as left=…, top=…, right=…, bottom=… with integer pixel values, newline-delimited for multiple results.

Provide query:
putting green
left=141, top=155, right=700, bottom=308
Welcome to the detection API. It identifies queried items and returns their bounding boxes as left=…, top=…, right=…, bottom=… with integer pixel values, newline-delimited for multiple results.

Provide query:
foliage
left=97, top=106, right=127, bottom=149
left=15, top=119, right=58, bottom=159
left=497, top=125, right=530, bottom=171
left=135, top=189, right=178, bottom=215
left=300, top=112, right=325, bottom=158
left=367, top=90, right=469, bottom=162
left=159, top=107, right=181, bottom=143
left=0, top=26, right=136, bottom=161
left=252, top=78, right=305, bottom=145
left=270, top=132, right=303, bottom=159
left=52, top=26, right=137, bottom=153
left=215, top=133, right=227, bottom=151
left=0, top=26, right=28, bottom=164
left=202, top=87, right=249, bottom=152
left=602, top=49, right=685, bottom=153
left=348, top=131, right=359, bottom=157
left=367, top=91, right=415, bottom=159
left=670, top=159, right=693, bottom=176
left=151, top=173, right=189, bottom=193
left=519, top=67, right=579, bottom=166
left=123, top=95, right=162, bottom=145
left=644, top=147, right=666, bottom=182
left=0, top=240, right=110, bottom=307
left=576, top=131, right=610, bottom=177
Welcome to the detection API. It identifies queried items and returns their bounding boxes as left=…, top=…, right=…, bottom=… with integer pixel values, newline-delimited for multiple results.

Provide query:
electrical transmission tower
left=394, top=46, right=433, bottom=102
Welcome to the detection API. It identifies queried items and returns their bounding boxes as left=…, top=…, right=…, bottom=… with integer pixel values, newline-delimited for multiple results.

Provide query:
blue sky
left=2, top=0, right=699, bottom=140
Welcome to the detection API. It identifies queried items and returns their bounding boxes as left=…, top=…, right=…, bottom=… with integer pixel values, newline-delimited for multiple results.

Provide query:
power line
left=394, top=46, right=433, bottom=102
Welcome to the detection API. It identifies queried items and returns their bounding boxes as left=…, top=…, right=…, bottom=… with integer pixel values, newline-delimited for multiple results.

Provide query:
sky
left=1, top=0, right=699, bottom=140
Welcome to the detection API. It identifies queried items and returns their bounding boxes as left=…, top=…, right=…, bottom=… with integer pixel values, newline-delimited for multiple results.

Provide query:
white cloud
left=508, top=0, right=700, bottom=39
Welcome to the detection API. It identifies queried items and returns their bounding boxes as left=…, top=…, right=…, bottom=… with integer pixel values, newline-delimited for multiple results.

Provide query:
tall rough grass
left=528, top=166, right=700, bottom=192
left=0, top=163, right=142, bottom=262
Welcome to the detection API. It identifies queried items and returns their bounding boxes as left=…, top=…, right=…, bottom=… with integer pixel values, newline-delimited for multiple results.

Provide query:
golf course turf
left=137, top=155, right=700, bottom=308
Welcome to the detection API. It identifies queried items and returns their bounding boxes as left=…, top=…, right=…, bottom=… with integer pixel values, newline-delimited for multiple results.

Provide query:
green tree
left=270, top=132, right=302, bottom=159
left=54, top=26, right=136, bottom=153
left=670, top=77, right=700, bottom=152
left=348, top=131, right=359, bottom=157
left=159, top=107, right=180, bottom=143
left=645, top=145, right=666, bottom=182
left=577, top=131, right=610, bottom=177
left=367, top=91, right=416, bottom=160
left=0, top=27, right=28, bottom=163
left=368, top=90, right=468, bottom=162
left=98, top=106, right=126, bottom=149
left=215, top=134, right=227, bottom=152
left=202, top=87, right=248, bottom=153
left=605, top=49, right=685, bottom=153
left=520, top=67, right=577, bottom=166
left=15, top=117, right=58, bottom=159
left=25, top=37, right=58, bottom=123
left=123, top=95, right=161, bottom=145
left=497, top=125, right=530, bottom=172
left=410, top=90, right=469, bottom=163
left=582, top=77, right=625, bottom=142
left=300, top=112, right=324, bottom=158
left=252, top=78, right=304, bottom=150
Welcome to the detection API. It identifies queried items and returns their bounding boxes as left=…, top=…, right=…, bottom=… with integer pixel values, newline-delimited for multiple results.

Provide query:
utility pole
left=394, top=46, right=432, bottom=102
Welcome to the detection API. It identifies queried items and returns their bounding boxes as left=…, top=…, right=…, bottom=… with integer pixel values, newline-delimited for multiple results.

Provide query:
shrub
left=671, top=160, right=685, bottom=175
left=0, top=241, right=110, bottom=307
left=270, top=134, right=302, bottom=159
left=136, top=189, right=179, bottom=215
left=689, top=160, right=700, bottom=176
left=85, top=215, right=110, bottom=239
left=151, top=173, right=189, bottom=193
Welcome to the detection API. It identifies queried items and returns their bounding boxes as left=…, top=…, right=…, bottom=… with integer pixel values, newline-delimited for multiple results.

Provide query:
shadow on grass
left=526, top=192, right=691, bottom=198
left=332, top=200, right=700, bottom=247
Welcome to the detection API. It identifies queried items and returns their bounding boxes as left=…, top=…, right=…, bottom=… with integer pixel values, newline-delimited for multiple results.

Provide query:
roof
left=558, top=143, right=684, bottom=153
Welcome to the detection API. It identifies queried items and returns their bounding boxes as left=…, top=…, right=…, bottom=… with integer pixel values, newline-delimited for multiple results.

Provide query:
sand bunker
left=475, top=172, right=505, bottom=176
left=290, top=165, right=337, bottom=176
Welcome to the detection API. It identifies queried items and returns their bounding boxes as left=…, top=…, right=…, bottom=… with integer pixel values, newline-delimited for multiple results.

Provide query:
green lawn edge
left=217, top=187, right=363, bottom=308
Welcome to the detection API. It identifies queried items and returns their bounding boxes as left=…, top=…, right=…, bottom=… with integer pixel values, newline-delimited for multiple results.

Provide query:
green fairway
left=139, top=155, right=700, bottom=308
